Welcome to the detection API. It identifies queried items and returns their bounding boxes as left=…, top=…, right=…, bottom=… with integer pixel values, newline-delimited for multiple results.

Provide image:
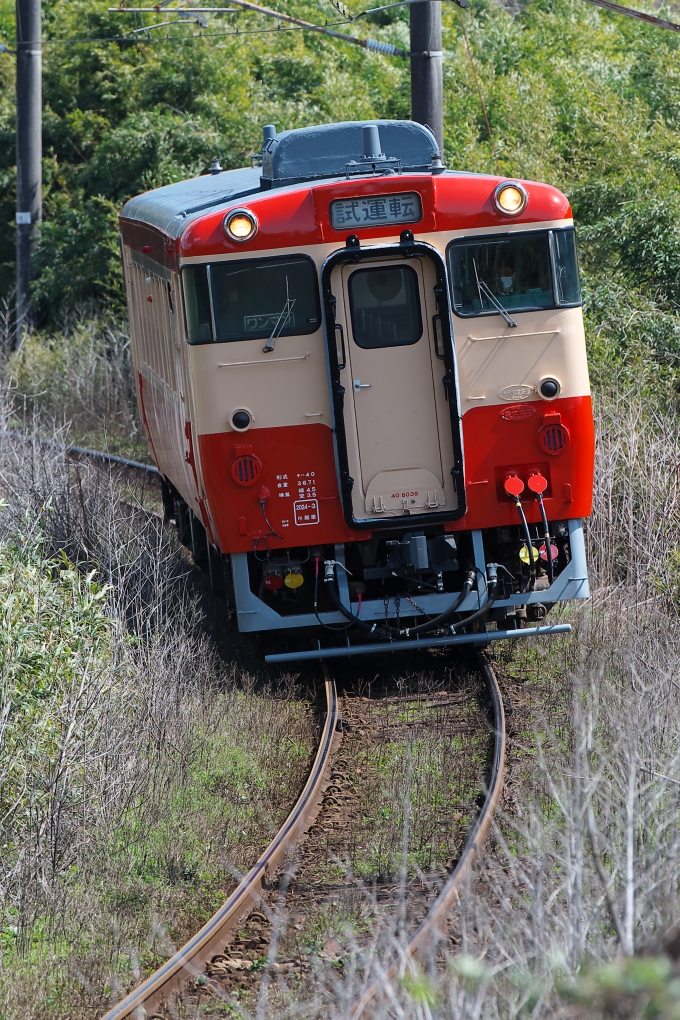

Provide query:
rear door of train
left=330, top=254, right=461, bottom=525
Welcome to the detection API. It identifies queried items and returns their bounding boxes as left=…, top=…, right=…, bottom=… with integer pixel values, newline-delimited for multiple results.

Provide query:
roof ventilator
left=345, top=124, right=402, bottom=178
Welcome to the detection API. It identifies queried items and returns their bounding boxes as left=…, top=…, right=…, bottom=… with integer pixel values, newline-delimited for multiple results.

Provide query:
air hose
left=527, top=472, right=554, bottom=585
left=323, top=563, right=496, bottom=639
left=401, top=569, right=476, bottom=635
left=503, top=475, right=536, bottom=593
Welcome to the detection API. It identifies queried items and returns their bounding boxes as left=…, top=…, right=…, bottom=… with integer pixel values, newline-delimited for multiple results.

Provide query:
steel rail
left=100, top=668, right=338, bottom=1020
left=351, top=652, right=506, bottom=1017
left=0, top=430, right=160, bottom=475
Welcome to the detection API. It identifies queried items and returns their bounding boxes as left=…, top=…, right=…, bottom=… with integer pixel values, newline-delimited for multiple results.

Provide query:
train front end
left=120, top=120, right=594, bottom=661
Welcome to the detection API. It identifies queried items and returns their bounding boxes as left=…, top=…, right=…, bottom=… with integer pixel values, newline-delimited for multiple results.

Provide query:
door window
left=348, top=265, right=422, bottom=349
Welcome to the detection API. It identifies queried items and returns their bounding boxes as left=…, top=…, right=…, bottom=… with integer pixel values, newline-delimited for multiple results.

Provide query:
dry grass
left=0, top=408, right=318, bottom=1018
left=0, top=321, right=678, bottom=1019
left=189, top=383, right=680, bottom=1020
left=4, top=316, right=145, bottom=461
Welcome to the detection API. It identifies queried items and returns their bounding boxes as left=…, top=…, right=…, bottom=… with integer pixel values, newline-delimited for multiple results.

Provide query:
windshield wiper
left=263, top=276, right=296, bottom=352
left=473, top=259, right=517, bottom=328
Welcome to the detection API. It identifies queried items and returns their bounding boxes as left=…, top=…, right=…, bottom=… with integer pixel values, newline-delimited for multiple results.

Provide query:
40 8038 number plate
left=329, top=192, right=422, bottom=230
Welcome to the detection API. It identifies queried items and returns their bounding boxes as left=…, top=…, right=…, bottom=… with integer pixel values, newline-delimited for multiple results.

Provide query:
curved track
left=55, top=442, right=508, bottom=1018
left=101, top=672, right=338, bottom=1020
left=351, top=652, right=506, bottom=1016
left=99, top=655, right=505, bottom=1020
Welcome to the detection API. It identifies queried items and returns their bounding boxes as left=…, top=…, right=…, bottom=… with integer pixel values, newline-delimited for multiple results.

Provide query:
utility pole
left=410, top=0, right=443, bottom=155
left=15, top=0, right=42, bottom=343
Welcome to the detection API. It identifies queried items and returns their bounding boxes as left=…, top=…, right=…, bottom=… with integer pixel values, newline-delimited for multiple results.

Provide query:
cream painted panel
left=340, top=259, right=442, bottom=489
left=413, top=219, right=591, bottom=408
left=123, top=252, right=197, bottom=500
left=454, top=305, right=589, bottom=412
left=188, top=329, right=330, bottom=437
left=179, top=218, right=587, bottom=445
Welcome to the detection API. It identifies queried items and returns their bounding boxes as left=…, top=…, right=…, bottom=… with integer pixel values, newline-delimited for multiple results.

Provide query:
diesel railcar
left=120, top=119, right=594, bottom=663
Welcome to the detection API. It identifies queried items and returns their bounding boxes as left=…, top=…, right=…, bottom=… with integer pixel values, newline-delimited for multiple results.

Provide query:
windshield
left=182, top=255, right=320, bottom=344
left=447, top=229, right=581, bottom=317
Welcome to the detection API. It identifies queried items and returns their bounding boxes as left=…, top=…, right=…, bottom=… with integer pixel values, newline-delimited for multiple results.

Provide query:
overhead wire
left=2, top=0, right=678, bottom=56
left=578, top=0, right=680, bottom=31
left=104, top=0, right=408, bottom=53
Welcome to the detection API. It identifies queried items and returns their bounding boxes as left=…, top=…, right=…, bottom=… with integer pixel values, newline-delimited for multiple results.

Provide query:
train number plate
left=329, top=192, right=422, bottom=230
left=294, top=499, right=320, bottom=525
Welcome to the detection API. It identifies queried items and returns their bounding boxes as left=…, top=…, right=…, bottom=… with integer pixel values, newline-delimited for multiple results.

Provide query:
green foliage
left=0, top=522, right=114, bottom=848
left=32, top=194, right=123, bottom=314
left=0, top=0, right=678, bottom=332
left=560, top=955, right=680, bottom=1019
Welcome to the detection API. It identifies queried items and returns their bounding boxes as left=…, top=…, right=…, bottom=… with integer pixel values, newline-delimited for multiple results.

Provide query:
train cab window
left=211, top=256, right=319, bottom=342
left=552, top=228, right=581, bottom=305
left=182, top=256, right=320, bottom=344
left=447, top=228, right=582, bottom=318
left=182, top=265, right=212, bottom=343
left=348, top=265, right=422, bottom=349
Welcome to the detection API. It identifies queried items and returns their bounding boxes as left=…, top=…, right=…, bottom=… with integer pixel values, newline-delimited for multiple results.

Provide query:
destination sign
left=329, top=192, right=422, bottom=230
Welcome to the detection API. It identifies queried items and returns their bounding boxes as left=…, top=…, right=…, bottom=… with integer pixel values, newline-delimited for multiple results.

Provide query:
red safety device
left=503, top=474, right=525, bottom=498
left=264, top=573, right=284, bottom=590
left=527, top=472, right=548, bottom=495
left=539, top=543, right=559, bottom=562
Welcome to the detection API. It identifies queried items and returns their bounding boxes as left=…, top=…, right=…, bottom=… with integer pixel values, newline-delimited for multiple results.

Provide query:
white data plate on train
left=329, top=192, right=422, bottom=230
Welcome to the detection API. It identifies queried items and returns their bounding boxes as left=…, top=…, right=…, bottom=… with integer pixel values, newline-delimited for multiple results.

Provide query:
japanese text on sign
left=329, top=192, right=422, bottom=231
left=294, top=499, right=319, bottom=526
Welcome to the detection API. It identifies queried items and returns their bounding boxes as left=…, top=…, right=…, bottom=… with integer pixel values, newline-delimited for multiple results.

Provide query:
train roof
left=121, top=120, right=440, bottom=236
left=121, top=165, right=262, bottom=236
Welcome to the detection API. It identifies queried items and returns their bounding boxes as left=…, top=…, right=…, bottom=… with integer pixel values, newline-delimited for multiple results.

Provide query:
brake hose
left=503, top=475, right=536, bottom=593
left=324, top=564, right=495, bottom=639
left=400, top=569, right=476, bottom=635
left=527, top=473, right=554, bottom=585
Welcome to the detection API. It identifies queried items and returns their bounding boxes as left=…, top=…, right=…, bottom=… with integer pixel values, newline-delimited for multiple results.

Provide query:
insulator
left=364, top=38, right=404, bottom=55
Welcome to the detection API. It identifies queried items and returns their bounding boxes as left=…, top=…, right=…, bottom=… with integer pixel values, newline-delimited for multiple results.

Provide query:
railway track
left=12, top=436, right=508, bottom=1016
left=99, top=654, right=505, bottom=1019
left=102, top=670, right=339, bottom=1020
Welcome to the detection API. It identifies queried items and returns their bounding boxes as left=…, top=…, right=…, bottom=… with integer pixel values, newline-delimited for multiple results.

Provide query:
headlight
left=224, top=209, right=258, bottom=242
left=493, top=182, right=528, bottom=216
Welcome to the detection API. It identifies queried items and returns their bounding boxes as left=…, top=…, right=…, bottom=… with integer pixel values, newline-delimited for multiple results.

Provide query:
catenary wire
left=5, top=0, right=678, bottom=51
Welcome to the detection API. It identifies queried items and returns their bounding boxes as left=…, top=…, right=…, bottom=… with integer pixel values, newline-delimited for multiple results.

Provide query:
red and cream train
left=120, top=119, right=594, bottom=663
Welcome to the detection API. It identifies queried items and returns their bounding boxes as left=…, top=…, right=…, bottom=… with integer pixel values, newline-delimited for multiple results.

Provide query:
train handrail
left=100, top=671, right=338, bottom=1020
left=351, top=653, right=506, bottom=1017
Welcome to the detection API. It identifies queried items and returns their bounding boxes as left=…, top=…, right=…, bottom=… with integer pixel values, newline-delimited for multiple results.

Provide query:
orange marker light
left=224, top=209, right=258, bottom=242
left=493, top=182, right=528, bottom=216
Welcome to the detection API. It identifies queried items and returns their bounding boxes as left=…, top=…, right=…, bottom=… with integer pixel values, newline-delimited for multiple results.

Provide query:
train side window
left=552, top=228, right=582, bottom=306
left=348, top=265, right=422, bottom=349
left=209, top=256, right=320, bottom=342
left=182, top=265, right=213, bottom=343
left=448, top=231, right=560, bottom=318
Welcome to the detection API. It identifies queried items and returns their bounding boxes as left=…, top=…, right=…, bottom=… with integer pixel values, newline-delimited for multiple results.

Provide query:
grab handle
left=334, top=322, right=347, bottom=370
left=432, top=314, right=445, bottom=360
